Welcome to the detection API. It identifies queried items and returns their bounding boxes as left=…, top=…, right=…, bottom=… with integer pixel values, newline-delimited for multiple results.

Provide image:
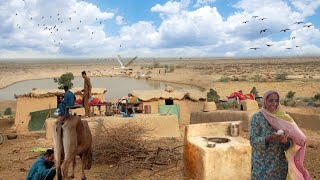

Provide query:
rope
left=43, top=165, right=55, bottom=180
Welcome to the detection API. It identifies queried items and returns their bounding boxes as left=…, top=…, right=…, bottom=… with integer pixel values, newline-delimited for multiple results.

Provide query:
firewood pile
left=92, top=119, right=183, bottom=178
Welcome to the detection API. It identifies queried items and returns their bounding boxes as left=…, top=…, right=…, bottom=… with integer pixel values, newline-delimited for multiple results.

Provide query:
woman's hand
left=276, top=129, right=289, bottom=143
left=266, top=130, right=289, bottom=144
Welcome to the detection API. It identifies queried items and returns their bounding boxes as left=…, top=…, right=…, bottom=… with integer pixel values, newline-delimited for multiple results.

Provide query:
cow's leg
left=61, top=125, right=77, bottom=179
left=70, top=156, right=76, bottom=179
left=54, top=122, right=63, bottom=180
left=80, top=153, right=87, bottom=180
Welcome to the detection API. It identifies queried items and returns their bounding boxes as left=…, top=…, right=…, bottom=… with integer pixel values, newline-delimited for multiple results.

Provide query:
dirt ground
left=0, top=119, right=184, bottom=180
left=0, top=118, right=319, bottom=180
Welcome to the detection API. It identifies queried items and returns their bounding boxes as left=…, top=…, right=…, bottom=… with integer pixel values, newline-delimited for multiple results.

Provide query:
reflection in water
left=0, top=77, right=204, bottom=101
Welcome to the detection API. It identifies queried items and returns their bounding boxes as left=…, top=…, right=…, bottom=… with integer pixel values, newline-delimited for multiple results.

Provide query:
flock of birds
left=244, top=15, right=315, bottom=51
left=14, top=11, right=109, bottom=47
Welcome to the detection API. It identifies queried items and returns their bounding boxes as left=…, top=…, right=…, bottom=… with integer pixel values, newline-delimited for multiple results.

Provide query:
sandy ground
left=0, top=119, right=318, bottom=180
left=0, top=57, right=320, bottom=179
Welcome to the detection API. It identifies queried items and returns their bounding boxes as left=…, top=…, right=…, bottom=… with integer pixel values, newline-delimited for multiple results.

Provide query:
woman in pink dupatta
left=250, top=90, right=311, bottom=180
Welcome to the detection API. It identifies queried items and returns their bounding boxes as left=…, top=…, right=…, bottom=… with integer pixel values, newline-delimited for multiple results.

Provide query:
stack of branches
left=92, top=119, right=183, bottom=178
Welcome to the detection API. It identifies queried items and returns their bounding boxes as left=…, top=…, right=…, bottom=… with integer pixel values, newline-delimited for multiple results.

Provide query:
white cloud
left=291, top=0, right=320, bottom=17
left=0, top=0, right=319, bottom=58
left=194, top=0, right=216, bottom=7
left=0, top=0, right=114, bottom=57
left=119, top=21, right=160, bottom=48
left=151, top=0, right=191, bottom=15
left=116, top=15, right=124, bottom=25
left=158, top=6, right=225, bottom=47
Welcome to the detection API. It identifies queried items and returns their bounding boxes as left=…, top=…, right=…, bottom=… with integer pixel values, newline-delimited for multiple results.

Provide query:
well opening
left=203, top=137, right=230, bottom=143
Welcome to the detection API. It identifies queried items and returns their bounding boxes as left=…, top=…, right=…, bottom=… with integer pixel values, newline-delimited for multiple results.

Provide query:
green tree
left=4, top=107, right=12, bottom=115
left=54, top=72, right=74, bottom=89
left=207, top=89, right=220, bottom=103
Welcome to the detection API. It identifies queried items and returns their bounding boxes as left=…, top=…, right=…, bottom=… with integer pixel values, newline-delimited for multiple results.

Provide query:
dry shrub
left=92, top=120, right=183, bottom=179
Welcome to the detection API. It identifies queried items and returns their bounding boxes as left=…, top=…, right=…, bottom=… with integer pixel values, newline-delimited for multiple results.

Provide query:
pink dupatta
left=260, top=90, right=311, bottom=180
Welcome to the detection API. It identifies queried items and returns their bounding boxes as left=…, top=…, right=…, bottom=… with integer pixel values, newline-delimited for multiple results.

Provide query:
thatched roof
left=15, top=88, right=107, bottom=98
left=129, top=89, right=206, bottom=102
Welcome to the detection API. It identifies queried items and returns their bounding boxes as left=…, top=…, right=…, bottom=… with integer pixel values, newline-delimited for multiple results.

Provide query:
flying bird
left=280, top=29, right=290, bottom=32
left=260, top=29, right=268, bottom=34
left=266, top=44, right=273, bottom=47
left=292, top=37, right=296, bottom=39
left=114, top=55, right=138, bottom=70
left=285, top=48, right=292, bottom=49
left=303, top=24, right=313, bottom=28
left=252, top=16, right=259, bottom=18
left=295, top=45, right=299, bottom=47
left=293, top=21, right=303, bottom=24
left=242, top=21, right=249, bottom=24
left=249, top=48, right=260, bottom=50
left=259, top=18, right=267, bottom=20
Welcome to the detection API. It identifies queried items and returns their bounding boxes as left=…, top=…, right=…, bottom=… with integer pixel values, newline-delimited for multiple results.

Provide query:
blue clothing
left=26, top=156, right=56, bottom=180
left=58, top=90, right=75, bottom=115
left=250, top=112, right=291, bottom=180
left=120, top=111, right=135, bottom=117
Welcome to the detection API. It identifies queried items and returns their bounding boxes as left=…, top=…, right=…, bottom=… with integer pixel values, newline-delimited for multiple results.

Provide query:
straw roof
left=15, top=88, right=107, bottom=98
left=129, top=89, right=206, bottom=102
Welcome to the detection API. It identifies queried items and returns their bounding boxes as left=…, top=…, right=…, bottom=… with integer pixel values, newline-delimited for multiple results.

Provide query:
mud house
left=14, top=88, right=107, bottom=132
left=129, top=89, right=207, bottom=126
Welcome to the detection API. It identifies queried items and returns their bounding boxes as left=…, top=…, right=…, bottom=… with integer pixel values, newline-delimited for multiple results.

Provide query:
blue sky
left=0, top=0, right=320, bottom=58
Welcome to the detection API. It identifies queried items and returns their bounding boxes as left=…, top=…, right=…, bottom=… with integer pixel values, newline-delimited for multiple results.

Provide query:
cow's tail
left=83, top=145, right=93, bottom=170
left=54, top=121, right=63, bottom=180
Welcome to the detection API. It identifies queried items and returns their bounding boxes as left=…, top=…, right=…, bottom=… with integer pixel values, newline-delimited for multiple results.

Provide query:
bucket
left=144, top=105, right=151, bottom=114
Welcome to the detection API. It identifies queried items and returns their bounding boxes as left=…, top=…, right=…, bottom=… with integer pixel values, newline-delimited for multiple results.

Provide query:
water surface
left=0, top=77, right=204, bottom=101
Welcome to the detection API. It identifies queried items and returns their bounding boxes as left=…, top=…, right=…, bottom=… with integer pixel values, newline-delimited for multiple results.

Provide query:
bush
left=251, top=74, right=266, bottom=82
left=275, top=72, right=287, bottom=81
left=167, top=65, right=175, bottom=73
left=314, top=93, right=320, bottom=100
left=152, top=61, right=160, bottom=68
left=217, top=102, right=234, bottom=110
left=54, top=72, right=74, bottom=89
left=4, top=107, right=12, bottom=115
left=250, top=87, right=259, bottom=97
left=219, top=76, right=230, bottom=82
left=207, top=89, right=220, bottom=103
left=286, top=91, right=296, bottom=99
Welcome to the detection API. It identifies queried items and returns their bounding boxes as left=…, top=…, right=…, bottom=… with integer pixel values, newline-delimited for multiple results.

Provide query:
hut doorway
left=165, top=98, right=174, bottom=105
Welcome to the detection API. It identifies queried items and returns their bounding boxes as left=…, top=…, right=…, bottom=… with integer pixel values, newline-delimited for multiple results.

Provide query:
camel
left=54, top=115, right=92, bottom=180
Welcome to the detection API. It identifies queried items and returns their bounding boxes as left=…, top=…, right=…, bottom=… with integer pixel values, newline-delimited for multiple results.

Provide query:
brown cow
left=54, top=115, right=92, bottom=180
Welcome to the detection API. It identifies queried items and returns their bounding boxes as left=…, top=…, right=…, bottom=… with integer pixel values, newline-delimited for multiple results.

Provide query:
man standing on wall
left=81, top=71, right=92, bottom=117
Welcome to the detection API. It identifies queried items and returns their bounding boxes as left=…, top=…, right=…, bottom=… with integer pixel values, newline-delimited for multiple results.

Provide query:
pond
left=0, top=77, right=205, bottom=101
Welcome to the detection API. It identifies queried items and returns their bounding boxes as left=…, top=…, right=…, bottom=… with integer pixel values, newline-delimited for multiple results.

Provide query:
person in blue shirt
left=26, top=149, right=56, bottom=180
left=120, top=107, right=135, bottom=117
left=58, top=86, right=76, bottom=116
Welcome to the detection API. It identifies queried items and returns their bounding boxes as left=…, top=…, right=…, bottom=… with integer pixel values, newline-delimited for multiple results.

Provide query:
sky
left=0, top=0, right=320, bottom=59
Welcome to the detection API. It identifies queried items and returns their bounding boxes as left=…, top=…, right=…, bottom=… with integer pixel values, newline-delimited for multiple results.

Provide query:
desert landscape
left=0, top=57, right=320, bottom=179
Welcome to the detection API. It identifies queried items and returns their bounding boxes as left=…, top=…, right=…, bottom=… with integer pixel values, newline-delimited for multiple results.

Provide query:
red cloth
left=75, top=99, right=82, bottom=105
left=227, top=91, right=254, bottom=101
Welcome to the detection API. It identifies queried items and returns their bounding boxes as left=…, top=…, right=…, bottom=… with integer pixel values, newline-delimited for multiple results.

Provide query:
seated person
left=58, top=86, right=76, bottom=116
left=26, top=149, right=56, bottom=180
left=120, top=108, right=134, bottom=117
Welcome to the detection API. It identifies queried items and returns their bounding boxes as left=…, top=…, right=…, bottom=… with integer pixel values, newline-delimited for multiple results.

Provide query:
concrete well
left=184, top=121, right=251, bottom=180
left=190, top=110, right=258, bottom=132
